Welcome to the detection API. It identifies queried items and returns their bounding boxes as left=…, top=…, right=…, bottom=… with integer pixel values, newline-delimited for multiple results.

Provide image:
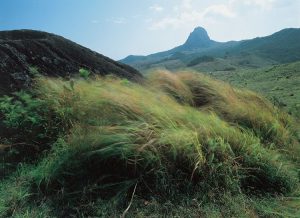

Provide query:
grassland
left=0, top=71, right=299, bottom=217
left=207, top=61, right=300, bottom=118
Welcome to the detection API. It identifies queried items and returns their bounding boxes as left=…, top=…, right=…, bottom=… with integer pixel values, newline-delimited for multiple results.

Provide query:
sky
left=1, top=0, right=300, bottom=60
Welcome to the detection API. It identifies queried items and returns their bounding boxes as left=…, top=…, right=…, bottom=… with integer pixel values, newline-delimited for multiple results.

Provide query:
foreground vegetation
left=0, top=71, right=299, bottom=217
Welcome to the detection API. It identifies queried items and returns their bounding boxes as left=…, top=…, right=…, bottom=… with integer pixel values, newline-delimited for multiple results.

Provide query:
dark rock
left=0, top=29, right=142, bottom=94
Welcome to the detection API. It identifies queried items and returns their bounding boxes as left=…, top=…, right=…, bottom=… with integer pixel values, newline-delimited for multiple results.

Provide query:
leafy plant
left=79, top=68, right=91, bottom=79
left=0, top=91, right=61, bottom=157
left=0, top=92, right=44, bottom=129
left=28, top=66, right=39, bottom=76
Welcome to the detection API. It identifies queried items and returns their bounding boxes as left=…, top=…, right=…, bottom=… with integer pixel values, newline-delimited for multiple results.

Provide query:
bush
left=28, top=66, right=39, bottom=76
left=0, top=91, right=62, bottom=167
left=0, top=92, right=45, bottom=130
left=79, top=68, right=91, bottom=79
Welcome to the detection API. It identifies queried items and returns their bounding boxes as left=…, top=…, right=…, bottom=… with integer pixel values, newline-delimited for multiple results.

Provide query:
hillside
left=209, top=61, right=300, bottom=118
left=0, top=71, right=299, bottom=217
left=0, top=30, right=142, bottom=94
left=121, top=27, right=300, bottom=72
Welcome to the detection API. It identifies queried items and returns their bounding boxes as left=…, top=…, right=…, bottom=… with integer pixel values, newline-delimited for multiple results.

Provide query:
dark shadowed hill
left=0, top=30, right=142, bottom=94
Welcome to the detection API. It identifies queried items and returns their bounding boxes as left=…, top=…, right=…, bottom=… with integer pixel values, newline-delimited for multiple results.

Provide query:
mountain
left=0, top=30, right=142, bottom=94
left=121, top=27, right=220, bottom=65
left=121, top=27, right=300, bottom=72
left=179, top=27, right=220, bottom=50
left=229, top=28, right=300, bottom=62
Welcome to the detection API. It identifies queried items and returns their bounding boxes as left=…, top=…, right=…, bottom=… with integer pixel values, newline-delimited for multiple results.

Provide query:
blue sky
left=1, top=0, right=300, bottom=60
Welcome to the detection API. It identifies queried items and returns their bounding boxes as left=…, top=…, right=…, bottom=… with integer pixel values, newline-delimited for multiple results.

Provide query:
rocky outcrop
left=181, top=27, right=219, bottom=50
left=0, top=30, right=142, bottom=94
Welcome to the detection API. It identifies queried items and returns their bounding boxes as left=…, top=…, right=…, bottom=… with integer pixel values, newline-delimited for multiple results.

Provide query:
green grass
left=208, top=61, right=300, bottom=119
left=0, top=71, right=299, bottom=217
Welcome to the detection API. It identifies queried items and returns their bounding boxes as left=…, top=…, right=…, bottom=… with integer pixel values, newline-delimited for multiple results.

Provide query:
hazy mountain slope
left=121, top=27, right=300, bottom=71
left=230, top=28, right=300, bottom=63
left=121, top=27, right=223, bottom=65
left=0, top=30, right=142, bottom=94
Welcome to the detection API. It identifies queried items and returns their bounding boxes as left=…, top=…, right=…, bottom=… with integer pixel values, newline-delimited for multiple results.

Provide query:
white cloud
left=91, top=20, right=99, bottom=24
left=148, top=0, right=280, bottom=30
left=203, top=4, right=236, bottom=18
left=182, top=0, right=193, bottom=10
left=149, top=2, right=235, bottom=30
left=230, top=0, right=276, bottom=10
left=150, top=4, right=164, bottom=12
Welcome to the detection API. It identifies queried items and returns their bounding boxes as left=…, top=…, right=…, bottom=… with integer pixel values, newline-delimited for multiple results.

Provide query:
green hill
left=121, top=27, right=300, bottom=72
left=0, top=71, right=299, bottom=217
left=208, top=61, right=300, bottom=118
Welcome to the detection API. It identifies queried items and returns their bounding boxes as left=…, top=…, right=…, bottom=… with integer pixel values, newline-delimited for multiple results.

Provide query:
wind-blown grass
left=0, top=71, right=299, bottom=217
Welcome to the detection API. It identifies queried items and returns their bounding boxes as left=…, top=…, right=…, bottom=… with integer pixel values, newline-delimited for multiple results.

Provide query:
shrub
left=0, top=92, right=45, bottom=130
left=28, top=66, right=39, bottom=76
left=79, top=68, right=91, bottom=79
left=0, top=91, right=62, bottom=167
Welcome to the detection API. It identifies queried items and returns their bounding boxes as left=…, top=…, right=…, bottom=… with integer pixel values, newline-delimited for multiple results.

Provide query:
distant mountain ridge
left=121, top=27, right=220, bottom=64
left=0, top=30, right=142, bottom=94
left=121, top=27, right=300, bottom=71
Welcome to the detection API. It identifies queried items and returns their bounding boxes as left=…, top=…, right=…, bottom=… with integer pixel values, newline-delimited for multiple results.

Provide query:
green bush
left=28, top=66, right=39, bottom=76
left=0, top=91, right=61, bottom=164
left=0, top=92, right=45, bottom=130
left=79, top=68, right=91, bottom=79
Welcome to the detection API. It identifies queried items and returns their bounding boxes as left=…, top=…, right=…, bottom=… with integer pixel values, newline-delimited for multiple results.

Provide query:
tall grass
left=33, top=73, right=299, bottom=193
left=152, top=71, right=298, bottom=149
left=0, top=70, right=299, bottom=216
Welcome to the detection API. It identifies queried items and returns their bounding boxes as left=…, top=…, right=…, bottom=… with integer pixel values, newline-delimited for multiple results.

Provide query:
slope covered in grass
left=209, top=61, right=300, bottom=118
left=0, top=71, right=299, bottom=217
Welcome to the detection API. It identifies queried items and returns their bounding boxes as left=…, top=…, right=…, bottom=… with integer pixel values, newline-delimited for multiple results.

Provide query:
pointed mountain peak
left=190, top=27, right=210, bottom=39
left=183, top=27, right=214, bottom=49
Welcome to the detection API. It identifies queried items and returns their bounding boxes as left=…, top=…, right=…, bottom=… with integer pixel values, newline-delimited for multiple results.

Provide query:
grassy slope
left=135, top=54, right=275, bottom=72
left=207, top=61, right=300, bottom=118
left=0, top=71, right=299, bottom=217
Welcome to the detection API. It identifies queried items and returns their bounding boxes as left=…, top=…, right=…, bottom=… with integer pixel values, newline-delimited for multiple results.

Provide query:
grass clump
left=170, top=71, right=297, bottom=148
left=0, top=71, right=299, bottom=216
